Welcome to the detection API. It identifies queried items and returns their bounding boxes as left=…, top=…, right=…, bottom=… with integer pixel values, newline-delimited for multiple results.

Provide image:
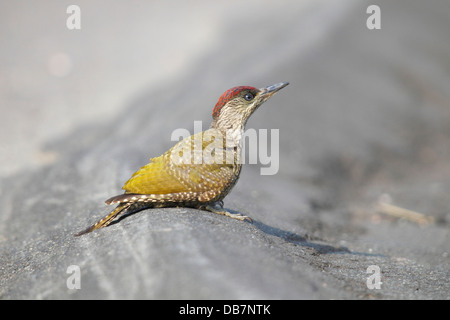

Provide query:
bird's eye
left=244, top=92, right=254, bottom=101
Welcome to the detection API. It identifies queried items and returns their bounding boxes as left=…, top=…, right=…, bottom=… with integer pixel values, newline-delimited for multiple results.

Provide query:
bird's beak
left=258, top=82, right=289, bottom=102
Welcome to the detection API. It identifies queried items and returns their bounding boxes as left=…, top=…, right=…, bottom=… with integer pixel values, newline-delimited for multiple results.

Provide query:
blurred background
left=0, top=0, right=449, bottom=299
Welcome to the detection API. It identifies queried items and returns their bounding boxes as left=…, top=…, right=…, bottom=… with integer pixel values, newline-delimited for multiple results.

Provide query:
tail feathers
left=105, top=192, right=189, bottom=205
left=105, top=193, right=141, bottom=205
left=74, top=203, right=132, bottom=236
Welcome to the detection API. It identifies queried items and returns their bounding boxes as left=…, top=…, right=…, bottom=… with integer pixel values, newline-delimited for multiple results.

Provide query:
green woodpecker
left=75, top=82, right=289, bottom=236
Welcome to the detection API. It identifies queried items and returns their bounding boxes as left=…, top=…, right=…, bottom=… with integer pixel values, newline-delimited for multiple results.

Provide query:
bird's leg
left=201, top=203, right=253, bottom=223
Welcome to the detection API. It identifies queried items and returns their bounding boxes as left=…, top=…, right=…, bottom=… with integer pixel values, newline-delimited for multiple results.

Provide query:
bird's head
left=211, top=82, right=289, bottom=131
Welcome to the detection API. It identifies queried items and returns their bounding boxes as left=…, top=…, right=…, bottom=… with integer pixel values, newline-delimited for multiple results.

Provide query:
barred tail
left=74, top=202, right=133, bottom=236
left=105, top=193, right=141, bottom=205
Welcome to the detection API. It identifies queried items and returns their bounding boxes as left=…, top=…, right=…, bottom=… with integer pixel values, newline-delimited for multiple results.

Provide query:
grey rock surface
left=1, top=0, right=449, bottom=299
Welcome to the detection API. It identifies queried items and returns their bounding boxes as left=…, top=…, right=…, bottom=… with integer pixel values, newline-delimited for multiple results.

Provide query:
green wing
left=122, top=130, right=237, bottom=195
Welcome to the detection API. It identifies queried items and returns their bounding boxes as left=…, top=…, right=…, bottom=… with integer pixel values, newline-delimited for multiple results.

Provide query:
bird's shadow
left=251, top=219, right=385, bottom=257
left=218, top=208, right=387, bottom=257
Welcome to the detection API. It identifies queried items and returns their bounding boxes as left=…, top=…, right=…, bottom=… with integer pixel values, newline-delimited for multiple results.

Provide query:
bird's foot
left=202, top=204, right=253, bottom=223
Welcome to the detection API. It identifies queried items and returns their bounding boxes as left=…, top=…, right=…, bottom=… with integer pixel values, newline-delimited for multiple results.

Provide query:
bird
left=75, top=82, right=289, bottom=236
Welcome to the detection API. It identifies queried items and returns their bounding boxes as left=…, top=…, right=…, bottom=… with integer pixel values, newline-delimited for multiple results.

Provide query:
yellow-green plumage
left=119, top=129, right=240, bottom=202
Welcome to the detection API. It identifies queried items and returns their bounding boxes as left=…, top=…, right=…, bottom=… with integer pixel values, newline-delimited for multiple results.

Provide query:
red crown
left=212, top=86, right=256, bottom=118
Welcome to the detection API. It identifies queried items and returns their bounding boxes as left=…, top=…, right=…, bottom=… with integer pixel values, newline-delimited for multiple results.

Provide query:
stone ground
left=0, top=0, right=449, bottom=299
